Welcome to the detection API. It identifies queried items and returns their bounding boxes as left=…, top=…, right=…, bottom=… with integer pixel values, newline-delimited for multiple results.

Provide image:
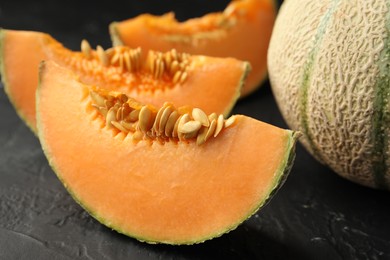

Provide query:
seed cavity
left=147, top=49, right=190, bottom=84
left=109, top=47, right=142, bottom=73
left=89, top=89, right=234, bottom=145
left=77, top=43, right=191, bottom=87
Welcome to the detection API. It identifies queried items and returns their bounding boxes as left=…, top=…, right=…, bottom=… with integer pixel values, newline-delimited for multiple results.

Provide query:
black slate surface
left=0, top=1, right=389, bottom=259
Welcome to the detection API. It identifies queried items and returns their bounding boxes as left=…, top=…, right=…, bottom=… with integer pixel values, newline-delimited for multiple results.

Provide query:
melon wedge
left=109, top=0, right=276, bottom=97
left=37, top=61, right=299, bottom=245
left=0, top=29, right=249, bottom=134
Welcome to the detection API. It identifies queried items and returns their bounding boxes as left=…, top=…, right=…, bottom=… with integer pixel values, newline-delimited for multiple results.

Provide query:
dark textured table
left=0, top=1, right=389, bottom=259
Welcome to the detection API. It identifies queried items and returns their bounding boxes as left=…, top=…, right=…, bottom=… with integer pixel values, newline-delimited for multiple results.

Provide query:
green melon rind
left=0, top=28, right=37, bottom=134
left=222, top=61, right=251, bottom=116
left=36, top=63, right=298, bottom=244
left=298, top=0, right=390, bottom=190
left=371, top=5, right=390, bottom=190
left=298, top=0, right=340, bottom=164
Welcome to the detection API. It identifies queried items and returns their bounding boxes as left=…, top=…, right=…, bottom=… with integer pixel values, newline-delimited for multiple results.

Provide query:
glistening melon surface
left=37, top=61, right=298, bottom=244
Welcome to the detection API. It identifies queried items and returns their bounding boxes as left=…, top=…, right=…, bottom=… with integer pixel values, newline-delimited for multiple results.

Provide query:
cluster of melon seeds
left=78, top=39, right=189, bottom=85
left=89, top=89, right=236, bottom=145
left=146, top=49, right=189, bottom=83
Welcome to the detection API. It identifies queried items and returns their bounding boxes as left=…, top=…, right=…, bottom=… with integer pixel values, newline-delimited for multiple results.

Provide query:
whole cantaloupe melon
left=268, top=0, right=390, bottom=190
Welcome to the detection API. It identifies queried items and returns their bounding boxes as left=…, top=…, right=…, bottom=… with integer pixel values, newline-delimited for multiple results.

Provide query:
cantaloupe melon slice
left=37, top=61, right=299, bottom=245
left=109, top=0, right=275, bottom=97
left=0, top=29, right=249, bottom=134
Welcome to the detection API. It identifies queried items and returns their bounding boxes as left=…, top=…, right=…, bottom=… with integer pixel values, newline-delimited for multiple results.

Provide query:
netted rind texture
left=268, top=0, right=390, bottom=189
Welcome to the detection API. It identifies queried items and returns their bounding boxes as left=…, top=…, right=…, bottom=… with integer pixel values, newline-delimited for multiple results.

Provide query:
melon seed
left=225, top=115, right=236, bottom=128
left=205, top=119, right=217, bottom=142
left=128, top=109, right=140, bottom=122
left=123, top=51, right=131, bottom=71
left=119, top=54, right=124, bottom=72
left=172, top=114, right=183, bottom=138
left=81, top=39, right=91, bottom=58
left=165, top=110, right=180, bottom=137
left=208, top=113, right=217, bottom=122
left=214, top=114, right=225, bottom=137
left=196, top=127, right=208, bottom=146
left=179, top=120, right=202, bottom=134
left=170, top=60, right=179, bottom=75
left=179, top=71, right=188, bottom=84
left=139, top=106, right=154, bottom=133
left=153, top=104, right=167, bottom=133
left=110, top=52, right=120, bottom=65
left=173, top=70, right=182, bottom=84
left=121, top=103, right=131, bottom=119
left=106, top=107, right=116, bottom=128
left=192, top=108, right=209, bottom=127
left=96, top=45, right=108, bottom=66
left=131, top=48, right=141, bottom=71
left=177, top=114, right=190, bottom=140
left=92, top=105, right=108, bottom=117
left=90, top=91, right=105, bottom=107
left=120, top=121, right=136, bottom=132
left=171, top=49, right=178, bottom=61
left=111, top=120, right=129, bottom=133
left=116, top=107, right=123, bottom=121
left=159, top=105, right=174, bottom=135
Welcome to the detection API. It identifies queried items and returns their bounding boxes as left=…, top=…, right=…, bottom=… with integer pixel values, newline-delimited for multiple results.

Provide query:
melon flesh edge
left=0, top=30, right=48, bottom=133
left=37, top=61, right=298, bottom=244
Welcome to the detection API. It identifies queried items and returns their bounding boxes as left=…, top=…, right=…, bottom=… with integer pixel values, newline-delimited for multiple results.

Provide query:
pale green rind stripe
left=372, top=2, right=390, bottom=190
left=299, top=0, right=341, bottom=162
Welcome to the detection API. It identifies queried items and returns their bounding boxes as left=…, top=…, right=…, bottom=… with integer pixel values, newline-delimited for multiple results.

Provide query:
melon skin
left=37, top=61, right=299, bottom=245
left=268, top=0, right=390, bottom=189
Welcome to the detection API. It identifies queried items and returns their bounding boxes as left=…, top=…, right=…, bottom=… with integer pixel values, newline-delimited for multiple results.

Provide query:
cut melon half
left=0, top=29, right=249, bottom=133
left=109, top=0, right=276, bottom=97
left=37, top=60, right=299, bottom=245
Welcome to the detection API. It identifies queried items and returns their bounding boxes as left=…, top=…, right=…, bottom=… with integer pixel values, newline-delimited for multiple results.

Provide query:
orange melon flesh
left=37, top=61, right=298, bottom=245
left=110, top=0, right=276, bottom=97
left=0, top=29, right=249, bottom=134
